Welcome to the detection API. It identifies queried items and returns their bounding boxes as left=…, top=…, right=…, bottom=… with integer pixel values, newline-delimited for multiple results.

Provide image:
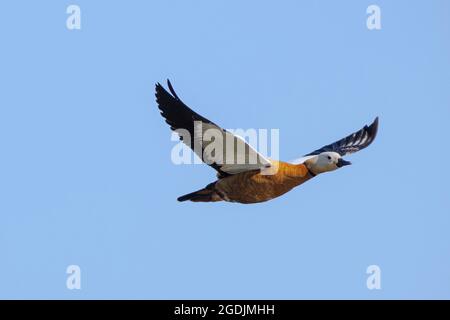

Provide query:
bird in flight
left=156, top=80, right=379, bottom=204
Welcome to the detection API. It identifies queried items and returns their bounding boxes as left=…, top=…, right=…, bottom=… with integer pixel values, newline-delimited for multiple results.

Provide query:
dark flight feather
left=305, top=117, right=379, bottom=157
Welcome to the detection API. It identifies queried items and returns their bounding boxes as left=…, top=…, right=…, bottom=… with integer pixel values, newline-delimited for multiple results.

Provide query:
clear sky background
left=0, top=0, right=449, bottom=299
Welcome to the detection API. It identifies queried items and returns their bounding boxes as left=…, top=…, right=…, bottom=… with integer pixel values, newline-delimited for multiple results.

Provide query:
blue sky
left=0, top=0, right=449, bottom=299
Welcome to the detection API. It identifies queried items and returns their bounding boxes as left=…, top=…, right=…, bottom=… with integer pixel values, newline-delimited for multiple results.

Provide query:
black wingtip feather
left=167, top=79, right=182, bottom=101
left=370, top=116, right=379, bottom=137
left=365, top=116, right=379, bottom=147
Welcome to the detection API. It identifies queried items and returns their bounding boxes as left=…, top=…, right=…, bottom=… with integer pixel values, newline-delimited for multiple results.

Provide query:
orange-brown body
left=195, top=161, right=313, bottom=204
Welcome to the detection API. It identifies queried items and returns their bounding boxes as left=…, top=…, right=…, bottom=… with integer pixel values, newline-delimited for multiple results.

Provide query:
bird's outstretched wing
left=305, top=117, right=379, bottom=156
left=291, top=117, right=379, bottom=164
left=155, top=80, right=272, bottom=177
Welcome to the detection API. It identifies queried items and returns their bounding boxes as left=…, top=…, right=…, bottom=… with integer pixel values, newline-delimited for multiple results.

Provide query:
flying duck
left=156, top=80, right=379, bottom=204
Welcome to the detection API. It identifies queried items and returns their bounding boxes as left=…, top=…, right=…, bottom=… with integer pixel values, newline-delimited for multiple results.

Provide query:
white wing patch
left=220, top=133, right=272, bottom=174
left=193, top=122, right=272, bottom=174
left=289, top=155, right=316, bottom=165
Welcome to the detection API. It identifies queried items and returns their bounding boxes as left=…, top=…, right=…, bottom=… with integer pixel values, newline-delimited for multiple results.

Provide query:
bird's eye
left=327, top=156, right=331, bottom=160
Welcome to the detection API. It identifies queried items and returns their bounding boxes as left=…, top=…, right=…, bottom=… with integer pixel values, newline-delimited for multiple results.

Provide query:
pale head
left=304, top=151, right=351, bottom=175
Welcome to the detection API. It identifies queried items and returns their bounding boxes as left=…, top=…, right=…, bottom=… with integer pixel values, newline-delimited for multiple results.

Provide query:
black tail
left=177, top=189, right=211, bottom=202
left=177, top=183, right=221, bottom=202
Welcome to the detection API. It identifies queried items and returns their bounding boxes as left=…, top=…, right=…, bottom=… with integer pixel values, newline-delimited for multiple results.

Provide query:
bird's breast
left=215, top=162, right=312, bottom=204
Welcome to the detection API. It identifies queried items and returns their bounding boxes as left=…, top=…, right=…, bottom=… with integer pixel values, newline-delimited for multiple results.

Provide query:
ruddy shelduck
left=156, top=80, right=379, bottom=204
